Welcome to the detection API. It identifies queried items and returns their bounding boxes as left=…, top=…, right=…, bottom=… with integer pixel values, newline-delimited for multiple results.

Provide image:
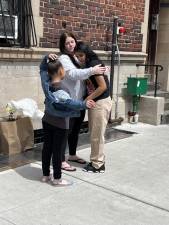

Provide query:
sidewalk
left=0, top=123, right=169, bottom=225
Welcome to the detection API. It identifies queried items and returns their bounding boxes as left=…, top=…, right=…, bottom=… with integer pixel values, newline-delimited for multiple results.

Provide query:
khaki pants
left=88, top=97, right=112, bottom=169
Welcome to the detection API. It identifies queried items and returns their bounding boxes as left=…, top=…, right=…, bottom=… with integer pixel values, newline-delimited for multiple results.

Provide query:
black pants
left=42, top=121, right=68, bottom=179
left=62, top=110, right=85, bottom=162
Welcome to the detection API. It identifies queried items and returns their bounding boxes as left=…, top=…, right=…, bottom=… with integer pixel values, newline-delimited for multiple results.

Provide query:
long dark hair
left=59, top=32, right=80, bottom=68
left=75, top=41, right=103, bottom=68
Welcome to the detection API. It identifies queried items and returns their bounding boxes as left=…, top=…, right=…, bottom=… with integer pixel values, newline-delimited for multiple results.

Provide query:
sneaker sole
left=83, top=170, right=94, bottom=173
left=52, top=182, right=73, bottom=187
left=83, top=169, right=105, bottom=173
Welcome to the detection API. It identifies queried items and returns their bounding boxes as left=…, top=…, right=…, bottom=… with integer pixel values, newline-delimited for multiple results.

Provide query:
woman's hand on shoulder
left=92, top=64, right=106, bottom=75
left=48, top=54, right=58, bottom=60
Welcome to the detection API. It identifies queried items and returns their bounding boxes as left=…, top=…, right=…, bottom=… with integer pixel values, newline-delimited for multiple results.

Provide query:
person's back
left=42, top=60, right=73, bottom=186
left=43, top=81, right=70, bottom=130
left=41, top=60, right=95, bottom=186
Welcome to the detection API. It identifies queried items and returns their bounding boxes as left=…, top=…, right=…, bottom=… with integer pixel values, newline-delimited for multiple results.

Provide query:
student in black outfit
left=41, top=59, right=95, bottom=186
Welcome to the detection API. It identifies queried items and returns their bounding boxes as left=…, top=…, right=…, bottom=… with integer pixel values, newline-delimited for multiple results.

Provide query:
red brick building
left=39, top=0, right=145, bottom=52
left=2, top=0, right=167, bottom=125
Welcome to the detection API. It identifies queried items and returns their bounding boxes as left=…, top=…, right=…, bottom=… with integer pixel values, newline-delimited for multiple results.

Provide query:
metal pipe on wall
left=109, top=16, right=124, bottom=123
left=109, top=16, right=118, bottom=100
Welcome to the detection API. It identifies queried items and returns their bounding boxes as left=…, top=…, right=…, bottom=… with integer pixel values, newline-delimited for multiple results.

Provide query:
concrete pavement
left=0, top=123, right=169, bottom=225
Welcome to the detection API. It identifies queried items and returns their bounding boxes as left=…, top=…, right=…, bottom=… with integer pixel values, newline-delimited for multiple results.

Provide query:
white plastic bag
left=7, top=98, right=44, bottom=119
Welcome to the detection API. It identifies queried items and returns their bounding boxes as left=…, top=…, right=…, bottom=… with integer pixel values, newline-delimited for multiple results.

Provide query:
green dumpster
left=127, top=77, right=148, bottom=96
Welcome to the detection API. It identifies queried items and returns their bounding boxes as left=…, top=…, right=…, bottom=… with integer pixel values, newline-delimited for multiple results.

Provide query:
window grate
left=0, top=0, right=37, bottom=48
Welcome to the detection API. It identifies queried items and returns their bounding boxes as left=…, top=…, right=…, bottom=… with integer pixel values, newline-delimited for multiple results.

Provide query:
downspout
left=109, top=16, right=124, bottom=124
left=109, top=16, right=118, bottom=100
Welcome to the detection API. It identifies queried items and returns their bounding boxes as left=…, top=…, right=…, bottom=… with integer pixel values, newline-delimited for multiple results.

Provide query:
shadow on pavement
left=0, top=128, right=135, bottom=172
left=15, top=163, right=42, bottom=182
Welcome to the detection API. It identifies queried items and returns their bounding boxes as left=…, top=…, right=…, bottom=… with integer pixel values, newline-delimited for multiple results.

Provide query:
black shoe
left=83, top=163, right=105, bottom=173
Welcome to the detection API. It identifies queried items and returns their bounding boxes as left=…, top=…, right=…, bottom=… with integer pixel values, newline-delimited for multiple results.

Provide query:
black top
left=42, top=82, right=69, bottom=130
left=86, top=59, right=110, bottom=101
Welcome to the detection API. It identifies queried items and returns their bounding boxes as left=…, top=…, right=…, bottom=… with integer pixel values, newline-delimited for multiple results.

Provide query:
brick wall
left=39, top=0, right=145, bottom=52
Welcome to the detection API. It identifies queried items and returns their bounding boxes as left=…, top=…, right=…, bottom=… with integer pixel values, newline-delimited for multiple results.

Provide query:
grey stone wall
left=0, top=48, right=146, bottom=123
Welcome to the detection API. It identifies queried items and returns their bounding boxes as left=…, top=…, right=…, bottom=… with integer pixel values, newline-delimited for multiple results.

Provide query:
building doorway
left=147, top=0, right=169, bottom=92
left=156, top=0, right=169, bottom=91
left=147, top=0, right=160, bottom=66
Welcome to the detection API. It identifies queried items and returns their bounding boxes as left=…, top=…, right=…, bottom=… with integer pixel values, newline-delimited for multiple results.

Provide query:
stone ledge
left=0, top=47, right=58, bottom=61
left=139, top=96, right=165, bottom=125
left=95, top=50, right=147, bottom=62
left=0, top=47, right=147, bottom=63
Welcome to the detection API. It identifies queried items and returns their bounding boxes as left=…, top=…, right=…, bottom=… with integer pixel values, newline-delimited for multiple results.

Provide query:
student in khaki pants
left=88, top=97, right=112, bottom=171
left=75, top=41, right=112, bottom=173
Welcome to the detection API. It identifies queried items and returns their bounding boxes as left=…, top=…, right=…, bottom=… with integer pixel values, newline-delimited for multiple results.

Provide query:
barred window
left=0, top=0, right=37, bottom=47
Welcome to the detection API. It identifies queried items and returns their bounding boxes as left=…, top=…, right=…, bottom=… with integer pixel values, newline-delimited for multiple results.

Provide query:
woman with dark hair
left=40, top=32, right=106, bottom=171
left=74, top=41, right=112, bottom=173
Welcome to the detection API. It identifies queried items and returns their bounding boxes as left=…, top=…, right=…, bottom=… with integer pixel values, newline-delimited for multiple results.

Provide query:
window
left=0, top=0, right=37, bottom=47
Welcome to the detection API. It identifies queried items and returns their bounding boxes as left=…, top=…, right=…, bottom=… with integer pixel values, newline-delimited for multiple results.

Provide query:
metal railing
left=0, top=0, right=37, bottom=47
left=136, top=64, right=163, bottom=97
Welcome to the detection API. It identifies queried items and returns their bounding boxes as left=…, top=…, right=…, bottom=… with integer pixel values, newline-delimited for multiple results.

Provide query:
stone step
left=147, top=90, right=169, bottom=98
left=158, top=92, right=169, bottom=99
left=147, top=82, right=161, bottom=92
left=165, top=99, right=169, bottom=111
left=161, top=110, right=169, bottom=124
left=147, top=91, right=169, bottom=99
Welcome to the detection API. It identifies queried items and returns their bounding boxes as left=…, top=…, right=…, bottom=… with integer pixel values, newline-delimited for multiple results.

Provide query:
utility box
left=127, top=77, right=148, bottom=96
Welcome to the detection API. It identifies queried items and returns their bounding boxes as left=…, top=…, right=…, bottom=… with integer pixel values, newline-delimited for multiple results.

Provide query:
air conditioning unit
left=0, top=14, right=18, bottom=39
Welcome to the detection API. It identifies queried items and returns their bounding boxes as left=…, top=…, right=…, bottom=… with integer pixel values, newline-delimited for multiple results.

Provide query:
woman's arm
left=59, top=55, right=106, bottom=81
left=86, top=76, right=107, bottom=100
left=59, top=55, right=92, bottom=80
left=52, top=90, right=95, bottom=110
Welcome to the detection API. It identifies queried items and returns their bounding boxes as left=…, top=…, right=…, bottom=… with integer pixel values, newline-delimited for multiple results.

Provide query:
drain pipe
left=109, top=16, right=118, bottom=101
left=115, top=43, right=120, bottom=119
left=109, top=16, right=124, bottom=124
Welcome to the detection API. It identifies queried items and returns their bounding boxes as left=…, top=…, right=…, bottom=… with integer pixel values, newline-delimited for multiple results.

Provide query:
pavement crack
left=63, top=172, right=169, bottom=214
left=0, top=217, right=17, bottom=225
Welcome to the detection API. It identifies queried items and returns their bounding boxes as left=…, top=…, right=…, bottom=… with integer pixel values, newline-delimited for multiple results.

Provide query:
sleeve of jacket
left=40, top=55, right=54, bottom=100
left=40, top=55, right=71, bottom=111
left=53, top=90, right=87, bottom=111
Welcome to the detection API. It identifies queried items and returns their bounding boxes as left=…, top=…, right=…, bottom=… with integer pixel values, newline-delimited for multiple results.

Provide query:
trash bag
left=7, top=98, right=44, bottom=119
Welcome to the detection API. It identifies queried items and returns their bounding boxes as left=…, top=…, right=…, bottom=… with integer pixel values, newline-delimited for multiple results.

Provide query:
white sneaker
left=41, top=175, right=51, bottom=183
left=52, top=179, right=73, bottom=187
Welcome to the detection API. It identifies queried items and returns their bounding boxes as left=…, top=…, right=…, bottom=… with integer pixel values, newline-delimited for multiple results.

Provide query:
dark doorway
left=147, top=0, right=160, bottom=66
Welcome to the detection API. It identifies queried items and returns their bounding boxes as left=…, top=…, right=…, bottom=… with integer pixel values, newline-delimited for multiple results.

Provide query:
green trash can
left=127, top=77, right=148, bottom=96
